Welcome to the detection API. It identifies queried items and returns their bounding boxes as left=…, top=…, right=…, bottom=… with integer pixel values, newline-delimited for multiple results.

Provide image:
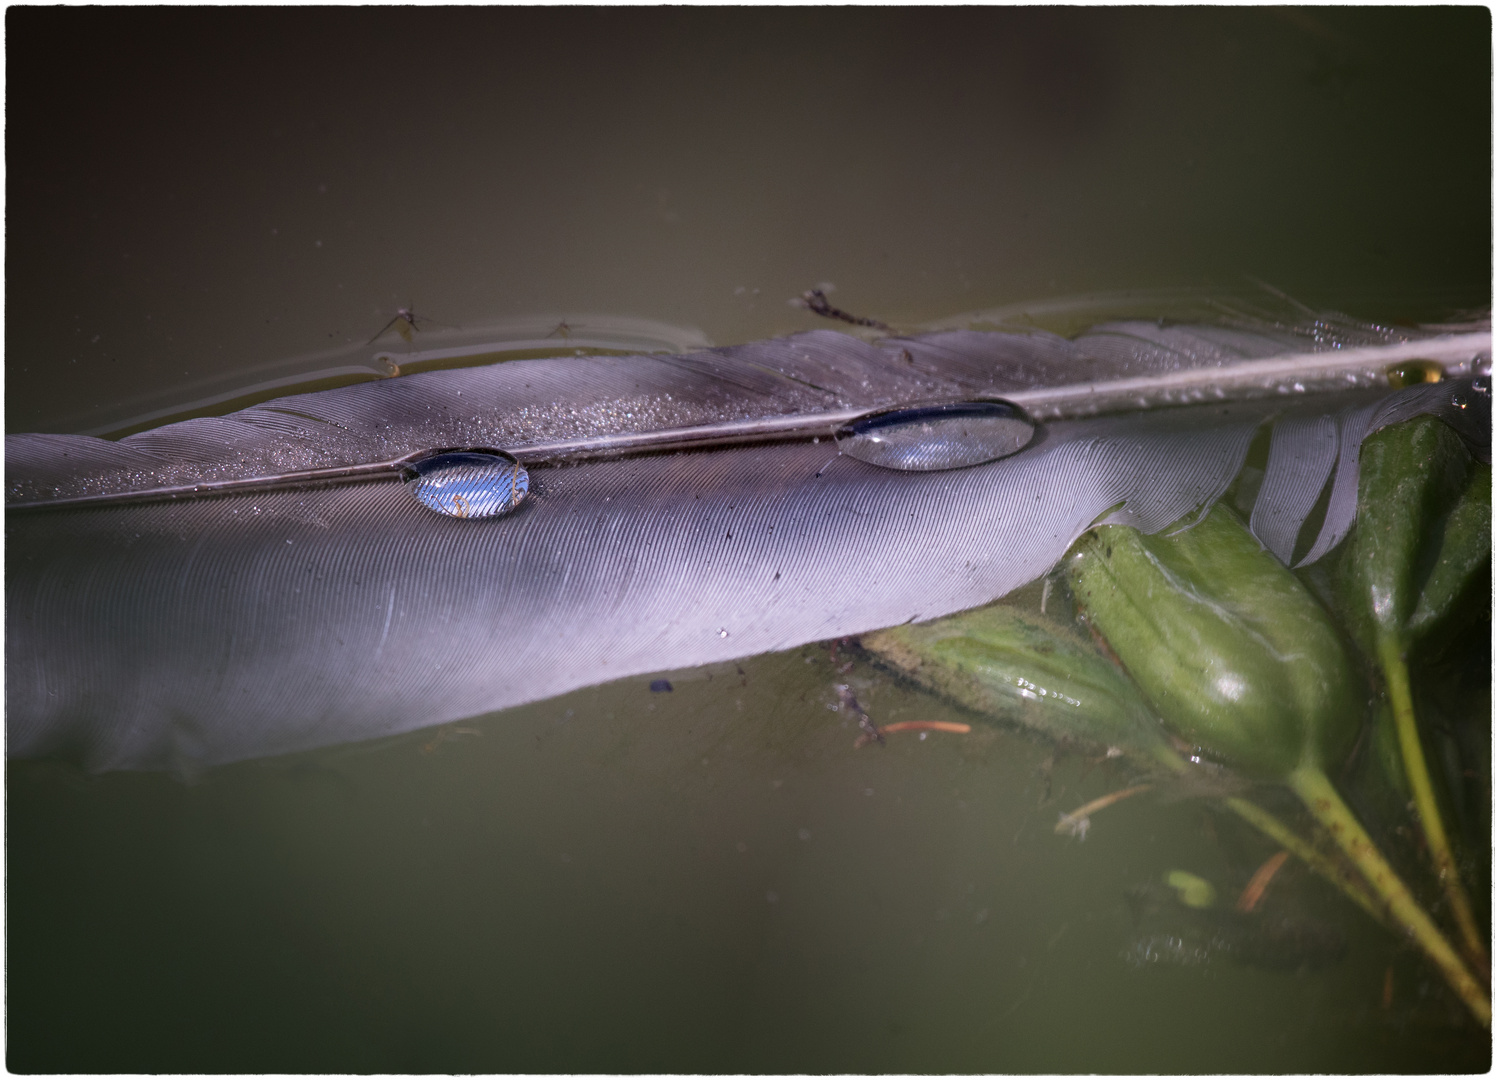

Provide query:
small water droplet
left=1386, top=358, right=1446, bottom=389
left=718, top=627, right=730, bottom=638
left=836, top=400, right=1034, bottom=471
left=406, top=451, right=528, bottom=519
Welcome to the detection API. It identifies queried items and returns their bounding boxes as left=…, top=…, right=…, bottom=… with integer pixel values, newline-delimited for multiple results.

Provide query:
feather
left=6, top=309, right=1490, bottom=771
left=1248, top=377, right=1491, bottom=567
left=8, top=407, right=1264, bottom=771
left=1250, top=414, right=1340, bottom=565
left=9, top=320, right=1487, bottom=505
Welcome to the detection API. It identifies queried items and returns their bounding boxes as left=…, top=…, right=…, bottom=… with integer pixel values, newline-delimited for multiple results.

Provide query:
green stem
left=1221, top=795, right=1387, bottom=929
left=1149, top=745, right=1383, bottom=922
left=1290, top=764, right=1490, bottom=1027
left=1378, top=633, right=1489, bottom=972
left=1147, top=747, right=1387, bottom=928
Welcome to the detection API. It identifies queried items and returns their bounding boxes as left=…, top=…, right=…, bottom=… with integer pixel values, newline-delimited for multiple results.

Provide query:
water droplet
left=836, top=400, right=1034, bottom=471
left=405, top=451, right=528, bottom=519
left=1385, top=358, right=1445, bottom=388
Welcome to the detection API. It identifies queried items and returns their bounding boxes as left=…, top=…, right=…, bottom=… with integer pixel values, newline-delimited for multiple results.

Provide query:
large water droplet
left=405, top=451, right=528, bottom=518
left=836, top=401, right=1034, bottom=471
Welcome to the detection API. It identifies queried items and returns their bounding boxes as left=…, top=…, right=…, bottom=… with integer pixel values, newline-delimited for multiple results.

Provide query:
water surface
left=6, top=7, right=1490, bottom=1072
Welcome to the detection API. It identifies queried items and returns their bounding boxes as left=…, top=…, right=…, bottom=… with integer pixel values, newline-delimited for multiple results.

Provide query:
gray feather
left=1291, top=402, right=1380, bottom=568
left=9, top=320, right=1487, bottom=506
left=1250, top=415, right=1339, bottom=565
left=6, top=314, right=1489, bottom=771
left=9, top=405, right=1263, bottom=771
left=1244, top=378, right=1491, bottom=568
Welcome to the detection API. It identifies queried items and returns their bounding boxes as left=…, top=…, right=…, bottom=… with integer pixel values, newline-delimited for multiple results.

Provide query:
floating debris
left=827, top=635, right=856, bottom=673
left=1166, top=870, right=1218, bottom=910
left=878, top=720, right=972, bottom=736
left=405, top=451, right=528, bottom=519
left=1236, top=850, right=1291, bottom=913
left=649, top=679, right=674, bottom=693
left=800, top=288, right=889, bottom=331
left=1057, top=812, right=1090, bottom=841
left=368, top=306, right=423, bottom=345
left=1053, top=784, right=1153, bottom=837
left=837, top=684, right=885, bottom=748
left=420, top=724, right=482, bottom=754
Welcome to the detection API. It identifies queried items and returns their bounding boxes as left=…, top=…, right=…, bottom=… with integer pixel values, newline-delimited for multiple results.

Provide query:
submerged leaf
left=1406, top=462, right=1491, bottom=646
left=1335, top=412, right=1491, bottom=970
left=1340, top=414, right=1479, bottom=652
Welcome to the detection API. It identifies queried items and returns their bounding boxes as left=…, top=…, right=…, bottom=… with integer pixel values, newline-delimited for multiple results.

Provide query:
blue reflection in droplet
left=406, top=451, right=529, bottom=519
left=836, top=401, right=1035, bottom=471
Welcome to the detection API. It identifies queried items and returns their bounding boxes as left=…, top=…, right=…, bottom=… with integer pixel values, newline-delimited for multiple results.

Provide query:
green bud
left=1065, top=504, right=1362, bottom=780
left=862, top=602, right=1172, bottom=761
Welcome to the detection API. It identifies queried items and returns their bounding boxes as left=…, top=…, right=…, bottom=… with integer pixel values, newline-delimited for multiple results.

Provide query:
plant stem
left=1147, top=746, right=1387, bottom=927
left=1378, top=634, right=1489, bottom=972
left=1290, top=765, right=1489, bottom=1027
left=1221, top=795, right=1386, bottom=928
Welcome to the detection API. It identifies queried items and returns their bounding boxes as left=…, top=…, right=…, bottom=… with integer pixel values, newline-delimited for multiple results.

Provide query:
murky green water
left=7, top=8, right=1490, bottom=1072
left=7, top=640, right=1487, bottom=1072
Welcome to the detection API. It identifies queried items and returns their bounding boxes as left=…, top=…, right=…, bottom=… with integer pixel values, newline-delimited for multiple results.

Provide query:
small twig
left=1236, top=850, right=1291, bottom=913
left=368, top=307, right=421, bottom=346
left=878, top=721, right=972, bottom=735
left=1054, top=783, right=1152, bottom=836
left=801, top=290, right=890, bottom=331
